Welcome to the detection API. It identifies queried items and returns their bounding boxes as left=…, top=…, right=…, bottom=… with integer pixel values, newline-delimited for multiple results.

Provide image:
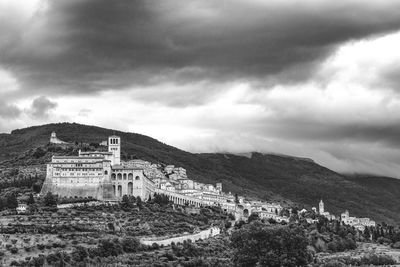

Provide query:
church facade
left=41, top=134, right=154, bottom=201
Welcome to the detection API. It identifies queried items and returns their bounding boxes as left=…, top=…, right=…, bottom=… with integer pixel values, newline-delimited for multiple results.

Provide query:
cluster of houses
left=315, top=200, right=376, bottom=231
left=35, top=132, right=378, bottom=230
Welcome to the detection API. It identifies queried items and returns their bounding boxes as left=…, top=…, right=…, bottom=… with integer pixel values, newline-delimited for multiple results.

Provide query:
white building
left=50, top=132, right=71, bottom=145
left=41, top=133, right=154, bottom=201
left=341, top=210, right=375, bottom=231
left=16, top=204, right=28, bottom=214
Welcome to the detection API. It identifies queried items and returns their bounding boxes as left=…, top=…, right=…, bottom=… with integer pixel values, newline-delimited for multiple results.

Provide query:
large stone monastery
left=41, top=133, right=241, bottom=210
left=41, top=134, right=155, bottom=201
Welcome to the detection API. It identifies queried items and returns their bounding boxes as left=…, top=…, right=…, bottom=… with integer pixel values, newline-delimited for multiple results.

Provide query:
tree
left=97, top=239, right=123, bottom=257
left=363, top=226, right=371, bottom=240
left=247, top=213, right=260, bottom=223
left=121, top=195, right=131, bottom=208
left=136, top=196, right=142, bottom=208
left=122, top=238, right=141, bottom=253
left=6, top=193, right=18, bottom=209
left=231, top=222, right=311, bottom=267
left=44, top=192, right=57, bottom=206
left=32, top=182, right=42, bottom=193
left=27, top=193, right=35, bottom=205
left=234, top=193, right=239, bottom=204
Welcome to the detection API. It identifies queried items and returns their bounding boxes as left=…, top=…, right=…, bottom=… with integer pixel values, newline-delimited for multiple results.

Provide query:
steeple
left=319, top=199, right=324, bottom=214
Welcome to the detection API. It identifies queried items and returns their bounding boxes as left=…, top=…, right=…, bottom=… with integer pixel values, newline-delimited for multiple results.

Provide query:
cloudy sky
left=2, top=0, right=400, bottom=177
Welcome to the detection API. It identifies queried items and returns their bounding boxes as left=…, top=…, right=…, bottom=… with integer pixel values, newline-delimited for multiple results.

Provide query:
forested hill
left=1, top=122, right=400, bottom=225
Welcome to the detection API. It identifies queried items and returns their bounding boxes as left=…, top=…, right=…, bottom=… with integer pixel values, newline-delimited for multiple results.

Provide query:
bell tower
left=108, top=135, right=121, bottom=165
left=319, top=199, right=324, bottom=214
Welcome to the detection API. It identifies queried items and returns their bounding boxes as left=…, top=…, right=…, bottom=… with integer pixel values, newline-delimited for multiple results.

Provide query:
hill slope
left=1, top=122, right=399, bottom=225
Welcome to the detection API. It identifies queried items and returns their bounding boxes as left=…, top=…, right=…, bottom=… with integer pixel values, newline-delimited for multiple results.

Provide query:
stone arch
left=128, top=182, right=133, bottom=195
left=135, top=176, right=140, bottom=180
left=111, top=173, right=116, bottom=180
left=123, top=173, right=127, bottom=180
left=117, top=185, right=122, bottom=197
left=117, top=173, right=122, bottom=180
left=128, top=173, right=133, bottom=180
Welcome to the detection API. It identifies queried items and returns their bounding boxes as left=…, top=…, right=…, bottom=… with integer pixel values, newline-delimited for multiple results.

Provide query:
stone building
left=41, top=133, right=153, bottom=201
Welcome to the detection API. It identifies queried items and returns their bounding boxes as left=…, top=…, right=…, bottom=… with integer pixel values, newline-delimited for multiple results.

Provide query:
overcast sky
left=2, top=0, right=400, bottom=177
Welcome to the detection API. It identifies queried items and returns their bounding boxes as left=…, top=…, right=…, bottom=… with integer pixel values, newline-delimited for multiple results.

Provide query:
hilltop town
left=42, top=132, right=376, bottom=231
left=0, top=127, right=397, bottom=266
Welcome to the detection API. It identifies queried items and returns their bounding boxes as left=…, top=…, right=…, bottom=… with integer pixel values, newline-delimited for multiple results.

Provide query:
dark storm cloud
left=2, top=0, right=400, bottom=99
left=256, top=118, right=400, bottom=149
left=30, top=96, right=57, bottom=118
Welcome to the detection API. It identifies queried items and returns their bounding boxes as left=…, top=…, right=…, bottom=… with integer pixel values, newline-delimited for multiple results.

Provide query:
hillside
left=1, top=122, right=400, bottom=225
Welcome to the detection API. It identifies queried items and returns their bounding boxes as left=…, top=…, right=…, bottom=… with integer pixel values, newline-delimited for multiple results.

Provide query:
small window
left=135, top=176, right=140, bottom=180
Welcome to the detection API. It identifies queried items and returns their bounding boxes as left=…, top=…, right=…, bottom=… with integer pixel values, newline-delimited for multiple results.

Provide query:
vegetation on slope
left=1, top=122, right=400, bottom=224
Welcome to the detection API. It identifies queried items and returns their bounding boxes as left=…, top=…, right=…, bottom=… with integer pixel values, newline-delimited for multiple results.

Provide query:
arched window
left=135, top=176, right=140, bottom=180
left=117, top=185, right=122, bottom=197
left=104, top=170, right=108, bottom=175
left=117, top=173, right=122, bottom=180
left=111, top=173, right=116, bottom=180
left=113, top=185, right=116, bottom=196
left=123, top=173, right=127, bottom=180
left=128, top=173, right=133, bottom=180
left=128, top=182, right=133, bottom=195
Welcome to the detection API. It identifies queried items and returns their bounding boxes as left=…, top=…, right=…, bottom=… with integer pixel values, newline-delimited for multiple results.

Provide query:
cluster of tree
left=10, top=237, right=143, bottom=266
left=363, top=223, right=400, bottom=245
left=318, top=253, right=396, bottom=266
left=121, top=195, right=142, bottom=210
left=150, top=193, right=171, bottom=206
left=44, top=192, right=58, bottom=207
left=0, top=173, right=42, bottom=192
left=231, top=222, right=312, bottom=267
left=0, top=192, right=18, bottom=210
left=58, top=196, right=96, bottom=204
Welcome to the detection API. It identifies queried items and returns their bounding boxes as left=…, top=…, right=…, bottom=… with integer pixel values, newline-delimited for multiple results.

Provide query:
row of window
left=58, top=168, right=103, bottom=172
left=54, top=173, right=103, bottom=176
left=110, top=173, right=140, bottom=181
left=110, top=138, right=119, bottom=145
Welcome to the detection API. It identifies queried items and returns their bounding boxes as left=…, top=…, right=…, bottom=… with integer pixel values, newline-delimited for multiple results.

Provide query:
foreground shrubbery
left=318, top=253, right=396, bottom=266
left=231, top=222, right=312, bottom=267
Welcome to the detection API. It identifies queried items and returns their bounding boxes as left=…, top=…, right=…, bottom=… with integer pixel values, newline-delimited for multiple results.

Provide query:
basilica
left=40, top=133, right=155, bottom=201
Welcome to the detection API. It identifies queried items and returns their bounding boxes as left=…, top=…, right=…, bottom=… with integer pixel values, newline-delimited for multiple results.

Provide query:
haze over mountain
left=1, top=123, right=399, bottom=225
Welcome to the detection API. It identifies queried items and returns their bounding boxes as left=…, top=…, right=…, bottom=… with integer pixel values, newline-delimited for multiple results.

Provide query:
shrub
left=360, top=254, right=396, bottom=265
left=122, top=237, right=140, bottom=253
left=71, top=246, right=88, bottom=262
left=10, top=247, right=18, bottom=254
left=97, top=239, right=123, bottom=257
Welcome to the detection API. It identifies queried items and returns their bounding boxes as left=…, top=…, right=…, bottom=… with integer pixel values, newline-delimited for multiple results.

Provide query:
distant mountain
left=1, top=122, right=399, bottom=225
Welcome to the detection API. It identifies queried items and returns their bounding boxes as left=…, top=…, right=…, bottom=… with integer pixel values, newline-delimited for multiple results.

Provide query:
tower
left=108, top=135, right=121, bottom=165
left=319, top=199, right=324, bottom=214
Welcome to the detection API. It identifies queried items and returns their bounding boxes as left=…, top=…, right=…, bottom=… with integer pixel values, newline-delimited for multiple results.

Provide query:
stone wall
left=141, top=227, right=220, bottom=246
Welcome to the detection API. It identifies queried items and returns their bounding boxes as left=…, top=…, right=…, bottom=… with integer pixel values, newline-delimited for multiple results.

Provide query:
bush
left=71, top=246, right=88, bottom=262
left=360, top=254, right=396, bottom=265
left=97, top=239, right=123, bottom=257
left=122, top=238, right=140, bottom=253
left=10, top=247, right=18, bottom=254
